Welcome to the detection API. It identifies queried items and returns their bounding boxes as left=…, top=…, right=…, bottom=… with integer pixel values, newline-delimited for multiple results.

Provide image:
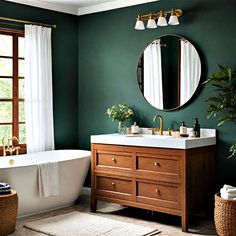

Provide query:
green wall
left=0, top=0, right=78, bottom=149
left=78, top=0, right=236, bottom=186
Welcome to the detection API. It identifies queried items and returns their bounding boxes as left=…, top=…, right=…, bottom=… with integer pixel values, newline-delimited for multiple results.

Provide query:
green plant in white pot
left=203, top=65, right=236, bottom=158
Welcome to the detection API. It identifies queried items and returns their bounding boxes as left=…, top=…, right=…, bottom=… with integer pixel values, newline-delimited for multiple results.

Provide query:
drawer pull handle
left=112, top=158, right=117, bottom=163
left=111, top=182, right=115, bottom=187
left=155, top=189, right=161, bottom=194
left=154, top=162, right=160, bottom=167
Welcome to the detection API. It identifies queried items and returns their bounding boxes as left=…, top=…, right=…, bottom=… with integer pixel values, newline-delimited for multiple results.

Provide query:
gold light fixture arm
left=137, top=8, right=183, bottom=21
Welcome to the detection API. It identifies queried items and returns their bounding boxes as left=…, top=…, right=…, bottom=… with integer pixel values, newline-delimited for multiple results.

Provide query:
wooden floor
left=10, top=187, right=217, bottom=236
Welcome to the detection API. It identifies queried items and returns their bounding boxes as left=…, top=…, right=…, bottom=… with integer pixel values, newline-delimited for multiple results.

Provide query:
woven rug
left=24, top=211, right=161, bottom=236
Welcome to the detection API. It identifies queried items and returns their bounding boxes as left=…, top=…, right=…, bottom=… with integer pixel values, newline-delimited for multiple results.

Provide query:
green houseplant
left=106, top=104, right=134, bottom=134
left=203, top=65, right=236, bottom=158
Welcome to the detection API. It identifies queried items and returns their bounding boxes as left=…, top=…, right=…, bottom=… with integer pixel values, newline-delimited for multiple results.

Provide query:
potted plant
left=106, top=104, right=134, bottom=134
left=203, top=65, right=236, bottom=158
left=203, top=65, right=236, bottom=236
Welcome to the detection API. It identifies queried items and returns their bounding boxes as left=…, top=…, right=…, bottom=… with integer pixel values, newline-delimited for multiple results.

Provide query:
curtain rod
left=0, top=16, right=56, bottom=29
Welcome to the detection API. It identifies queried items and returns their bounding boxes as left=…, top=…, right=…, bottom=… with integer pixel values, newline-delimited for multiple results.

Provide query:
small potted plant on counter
left=106, top=104, right=134, bottom=134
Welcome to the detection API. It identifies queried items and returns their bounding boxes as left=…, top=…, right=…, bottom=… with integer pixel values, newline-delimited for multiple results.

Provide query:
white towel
left=220, top=184, right=236, bottom=200
left=38, top=161, right=60, bottom=197
left=221, top=193, right=236, bottom=200
left=227, top=188, right=236, bottom=194
left=223, top=184, right=234, bottom=190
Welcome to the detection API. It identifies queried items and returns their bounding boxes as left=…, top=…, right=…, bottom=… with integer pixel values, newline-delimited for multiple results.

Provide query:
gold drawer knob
left=112, top=158, right=117, bottom=163
left=155, top=189, right=161, bottom=194
left=111, top=182, right=115, bottom=187
left=154, top=162, right=160, bottom=167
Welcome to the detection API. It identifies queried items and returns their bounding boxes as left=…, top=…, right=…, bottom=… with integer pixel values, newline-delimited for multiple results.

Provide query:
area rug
left=24, top=211, right=161, bottom=236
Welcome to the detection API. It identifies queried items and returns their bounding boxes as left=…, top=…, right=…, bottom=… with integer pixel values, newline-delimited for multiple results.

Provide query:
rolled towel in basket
left=221, top=193, right=236, bottom=200
left=227, top=188, right=236, bottom=194
left=0, top=182, right=9, bottom=187
left=0, top=182, right=11, bottom=190
left=220, top=185, right=236, bottom=200
left=0, top=189, right=11, bottom=194
left=223, top=184, right=234, bottom=190
left=0, top=185, right=11, bottom=190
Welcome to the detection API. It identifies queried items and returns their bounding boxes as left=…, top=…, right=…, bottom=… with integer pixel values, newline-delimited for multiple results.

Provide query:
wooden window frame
left=0, top=28, right=26, bottom=155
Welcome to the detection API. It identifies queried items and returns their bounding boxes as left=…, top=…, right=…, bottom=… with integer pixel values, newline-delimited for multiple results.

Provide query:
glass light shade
left=135, top=20, right=145, bottom=30
left=157, top=16, right=168, bottom=26
left=147, top=19, right=157, bottom=29
left=168, top=15, right=179, bottom=25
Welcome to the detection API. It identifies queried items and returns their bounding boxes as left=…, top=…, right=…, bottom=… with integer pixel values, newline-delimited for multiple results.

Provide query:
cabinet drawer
left=137, top=181, right=180, bottom=210
left=96, top=176, right=132, bottom=195
left=96, top=151, right=133, bottom=170
left=137, top=155, right=180, bottom=183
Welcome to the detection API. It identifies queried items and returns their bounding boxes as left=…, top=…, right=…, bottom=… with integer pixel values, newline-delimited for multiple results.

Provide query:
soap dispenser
left=180, top=121, right=187, bottom=136
left=131, top=122, right=139, bottom=134
left=193, top=118, right=200, bottom=137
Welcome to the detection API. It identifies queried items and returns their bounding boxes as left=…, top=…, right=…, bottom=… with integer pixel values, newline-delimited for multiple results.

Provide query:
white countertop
left=91, top=128, right=216, bottom=149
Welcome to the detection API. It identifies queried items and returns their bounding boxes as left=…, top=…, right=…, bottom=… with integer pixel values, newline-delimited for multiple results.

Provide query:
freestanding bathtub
left=0, top=150, right=91, bottom=217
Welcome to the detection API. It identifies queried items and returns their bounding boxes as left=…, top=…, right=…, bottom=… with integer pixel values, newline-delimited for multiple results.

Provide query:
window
left=0, top=29, right=26, bottom=154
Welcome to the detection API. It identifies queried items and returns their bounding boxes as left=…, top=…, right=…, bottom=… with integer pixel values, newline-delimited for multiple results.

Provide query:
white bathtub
left=0, top=150, right=91, bottom=217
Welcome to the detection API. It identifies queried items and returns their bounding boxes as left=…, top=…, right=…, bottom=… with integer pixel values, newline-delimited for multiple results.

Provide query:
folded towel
left=220, top=184, right=236, bottom=200
left=221, top=193, right=236, bottom=199
left=223, top=184, right=234, bottom=190
left=226, top=188, right=236, bottom=194
left=0, top=185, right=11, bottom=190
left=0, top=182, right=9, bottom=188
left=38, top=161, right=60, bottom=198
left=0, top=189, right=11, bottom=194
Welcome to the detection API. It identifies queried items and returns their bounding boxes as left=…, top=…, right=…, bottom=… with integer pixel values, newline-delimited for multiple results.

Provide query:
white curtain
left=24, top=25, right=54, bottom=153
left=180, top=40, right=201, bottom=105
left=143, top=39, right=163, bottom=109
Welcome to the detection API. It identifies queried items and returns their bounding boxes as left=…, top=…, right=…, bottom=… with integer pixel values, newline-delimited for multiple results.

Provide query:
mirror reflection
left=137, top=35, right=201, bottom=110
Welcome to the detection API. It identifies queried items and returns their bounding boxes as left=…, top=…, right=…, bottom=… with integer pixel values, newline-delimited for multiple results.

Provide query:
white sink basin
left=91, top=129, right=216, bottom=149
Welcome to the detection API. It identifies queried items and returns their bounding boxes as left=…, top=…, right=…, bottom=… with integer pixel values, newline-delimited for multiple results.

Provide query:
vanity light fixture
left=135, top=8, right=183, bottom=30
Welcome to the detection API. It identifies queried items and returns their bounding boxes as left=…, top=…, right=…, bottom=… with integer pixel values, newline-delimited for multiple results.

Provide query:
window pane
left=19, top=101, right=25, bottom=122
left=0, top=58, right=12, bottom=76
left=0, top=78, right=12, bottom=99
left=0, top=125, right=12, bottom=141
left=0, top=34, right=12, bottom=57
left=18, top=37, right=24, bottom=58
left=19, top=79, right=24, bottom=99
left=19, top=124, right=26, bottom=144
left=0, top=102, right=12, bottom=122
left=19, top=59, right=24, bottom=77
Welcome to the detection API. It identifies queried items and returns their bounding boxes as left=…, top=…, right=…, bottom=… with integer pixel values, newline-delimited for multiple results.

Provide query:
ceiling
left=5, top=0, right=159, bottom=15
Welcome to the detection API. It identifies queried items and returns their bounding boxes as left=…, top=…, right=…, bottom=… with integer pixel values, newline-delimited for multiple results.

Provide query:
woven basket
left=0, top=190, right=18, bottom=236
left=214, top=193, right=236, bottom=236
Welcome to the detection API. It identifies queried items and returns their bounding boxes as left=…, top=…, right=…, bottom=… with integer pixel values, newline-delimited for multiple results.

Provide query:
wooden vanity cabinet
left=91, top=143, right=215, bottom=232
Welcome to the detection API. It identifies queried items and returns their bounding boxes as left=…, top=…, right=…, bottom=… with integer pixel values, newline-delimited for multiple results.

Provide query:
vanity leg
left=91, top=197, right=97, bottom=212
left=181, top=213, right=188, bottom=232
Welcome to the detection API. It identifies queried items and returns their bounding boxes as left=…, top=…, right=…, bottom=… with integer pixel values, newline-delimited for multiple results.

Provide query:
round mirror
left=137, top=35, right=201, bottom=110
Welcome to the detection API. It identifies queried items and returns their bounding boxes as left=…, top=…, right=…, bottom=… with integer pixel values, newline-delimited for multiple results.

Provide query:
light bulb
left=168, top=14, right=179, bottom=25
left=135, top=16, right=145, bottom=30
left=157, top=12, right=167, bottom=26
left=157, top=16, right=167, bottom=26
left=147, top=19, right=157, bottom=29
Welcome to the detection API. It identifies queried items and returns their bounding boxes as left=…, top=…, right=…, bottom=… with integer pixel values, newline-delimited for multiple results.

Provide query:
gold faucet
left=153, top=115, right=163, bottom=135
left=2, top=136, right=20, bottom=156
